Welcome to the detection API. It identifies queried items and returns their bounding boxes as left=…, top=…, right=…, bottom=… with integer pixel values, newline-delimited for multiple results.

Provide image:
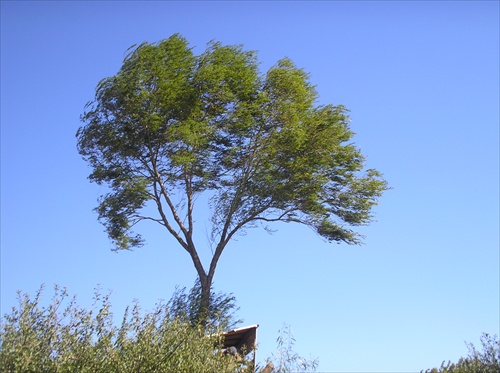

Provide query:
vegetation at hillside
left=7, top=283, right=496, bottom=373
left=0, top=285, right=318, bottom=373
left=421, top=333, right=499, bottom=373
left=0, top=285, right=241, bottom=373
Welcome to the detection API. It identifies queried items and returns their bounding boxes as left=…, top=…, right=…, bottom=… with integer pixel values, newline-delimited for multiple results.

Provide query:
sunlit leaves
left=77, top=33, right=388, bottom=259
left=0, top=285, right=241, bottom=373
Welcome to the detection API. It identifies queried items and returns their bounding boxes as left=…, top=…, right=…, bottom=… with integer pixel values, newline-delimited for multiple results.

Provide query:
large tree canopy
left=77, top=34, right=388, bottom=321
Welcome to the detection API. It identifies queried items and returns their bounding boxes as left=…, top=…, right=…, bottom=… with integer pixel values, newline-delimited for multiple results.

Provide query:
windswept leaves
left=77, top=33, right=388, bottom=252
left=95, top=177, right=149, bottom=250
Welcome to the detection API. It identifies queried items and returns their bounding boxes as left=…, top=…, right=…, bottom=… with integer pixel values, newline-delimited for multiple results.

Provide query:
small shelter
left=221, top=324, right=259, bottom=368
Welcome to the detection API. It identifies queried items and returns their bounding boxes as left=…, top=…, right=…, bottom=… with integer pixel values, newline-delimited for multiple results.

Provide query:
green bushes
left=1, top=284, right=320, bottom=373
left=0, top=285, right=240, bottom=373
left=421, top=333, right=500, bottom=373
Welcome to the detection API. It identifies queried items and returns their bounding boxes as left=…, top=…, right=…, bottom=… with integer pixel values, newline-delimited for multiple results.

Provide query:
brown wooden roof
left=222, top=324, right=259, bottom=354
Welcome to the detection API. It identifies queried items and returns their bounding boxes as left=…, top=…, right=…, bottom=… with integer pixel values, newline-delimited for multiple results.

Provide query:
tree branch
left=151, top=180, right=189, bottom=251
left=153, top=167, right=207, bottom=281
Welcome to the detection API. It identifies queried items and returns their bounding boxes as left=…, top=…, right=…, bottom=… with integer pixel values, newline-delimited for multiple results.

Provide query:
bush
left=0, top=285, right=240, bottom=373
left=261, top=323, right=318, bottom=373
left=168, top=279, right=241, bottom=333
left=421, top=333, right=500, bottom=373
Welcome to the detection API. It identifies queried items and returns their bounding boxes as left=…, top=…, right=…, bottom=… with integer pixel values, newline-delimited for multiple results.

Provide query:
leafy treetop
left=77, top=34, right=388, bottom=320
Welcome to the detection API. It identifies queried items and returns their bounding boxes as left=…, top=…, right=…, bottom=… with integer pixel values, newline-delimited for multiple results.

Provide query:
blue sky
left=1, top=1, right=498, bottom=371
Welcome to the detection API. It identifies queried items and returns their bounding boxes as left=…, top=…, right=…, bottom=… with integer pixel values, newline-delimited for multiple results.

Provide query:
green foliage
left=421, top=333, right=500, bottom=373
left=168, top=279, right=241, bottom=333
left=77, top=33, right=388, bottom=324
left=78, top=33, right=387, bottom=250
left=0, top=285, right=240, bottom=373
left=260, top=324, right=318, bottom=373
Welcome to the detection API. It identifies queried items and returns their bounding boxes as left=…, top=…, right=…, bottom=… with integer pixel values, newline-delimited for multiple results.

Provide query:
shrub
left=0, top=285, right=239, bottom=373
left=421, top=333, right=500, bottom=373
left=261, top=323, right=318, bottom=373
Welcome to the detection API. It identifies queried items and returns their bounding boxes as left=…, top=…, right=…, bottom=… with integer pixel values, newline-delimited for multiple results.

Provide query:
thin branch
left=207, top=131, right=270, bottom=280
left=155, top=172, right=190, bottom=240
left=152, top=179, right=189, bottom=252
left=184, top=170, right=194, bottom=237
left=130, top=215, right=165, bottom=225
left=153, top=169, right=207, bottom=281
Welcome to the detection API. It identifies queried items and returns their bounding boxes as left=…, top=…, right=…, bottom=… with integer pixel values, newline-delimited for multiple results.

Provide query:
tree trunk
left=193, top=241, right=225, bottom=330
left=199, top=274, right=213, bottom=329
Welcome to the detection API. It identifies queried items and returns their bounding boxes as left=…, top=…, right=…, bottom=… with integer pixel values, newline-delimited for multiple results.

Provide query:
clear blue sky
left=1, top=1, right=498, bottom=372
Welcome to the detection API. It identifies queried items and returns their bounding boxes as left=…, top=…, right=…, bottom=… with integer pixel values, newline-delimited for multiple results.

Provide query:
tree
left=77, top=34, right=388, bottom=325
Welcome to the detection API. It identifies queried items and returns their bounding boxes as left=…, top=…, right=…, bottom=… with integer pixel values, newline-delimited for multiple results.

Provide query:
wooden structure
left=221, top=324, right=259, bottom=369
